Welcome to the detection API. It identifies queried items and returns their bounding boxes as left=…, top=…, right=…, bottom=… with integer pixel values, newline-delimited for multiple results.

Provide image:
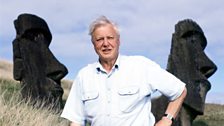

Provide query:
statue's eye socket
left=22, top=32, right=36, bottom=41
left=182, top=31, right=195, bottom=38
left=182, top=31, right=205, bottom=45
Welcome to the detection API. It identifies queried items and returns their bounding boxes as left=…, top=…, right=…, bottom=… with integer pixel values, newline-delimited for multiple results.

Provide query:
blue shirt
left=61, top=55, right=185, bottom=126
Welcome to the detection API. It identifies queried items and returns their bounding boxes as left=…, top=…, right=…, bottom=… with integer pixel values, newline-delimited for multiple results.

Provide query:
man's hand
left=155, top=117, right=172, bottom=126
left=155, top=87, right=187, bottom=126
left=70, top=122, right=81, bottom=126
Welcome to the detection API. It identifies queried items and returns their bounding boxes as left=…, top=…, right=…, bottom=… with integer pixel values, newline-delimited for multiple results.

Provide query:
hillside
left=193, top=104, right=224, bottom=126
left=0, top=59, right=14, bottom=80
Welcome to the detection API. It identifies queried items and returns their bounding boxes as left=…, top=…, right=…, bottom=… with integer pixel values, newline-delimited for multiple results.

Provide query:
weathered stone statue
left=13, top=13, right=68, bottom=109
left=152, top=19, right=217, bottom=126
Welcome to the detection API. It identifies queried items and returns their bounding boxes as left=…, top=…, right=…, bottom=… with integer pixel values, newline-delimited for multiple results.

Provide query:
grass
left=0, top=78, right=70, bottom=126
left=193, top=104, right=224, bottom=126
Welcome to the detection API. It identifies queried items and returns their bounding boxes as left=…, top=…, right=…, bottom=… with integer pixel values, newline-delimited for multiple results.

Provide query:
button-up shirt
left=61, top=55, right=185, bottom=126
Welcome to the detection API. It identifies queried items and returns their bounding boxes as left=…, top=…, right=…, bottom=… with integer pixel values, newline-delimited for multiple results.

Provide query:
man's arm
left=155, top=87, right=187, bottom=126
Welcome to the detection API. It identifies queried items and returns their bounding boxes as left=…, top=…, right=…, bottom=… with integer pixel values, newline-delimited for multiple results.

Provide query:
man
left=61, top=16, right=187, bottom=126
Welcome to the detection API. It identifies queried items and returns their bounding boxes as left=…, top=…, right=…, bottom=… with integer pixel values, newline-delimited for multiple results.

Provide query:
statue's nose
left=46, top=63, right=68, bottom=81
left=197, top=52, right=217, bottom=78
left=45, top=50, right=68, bottom=81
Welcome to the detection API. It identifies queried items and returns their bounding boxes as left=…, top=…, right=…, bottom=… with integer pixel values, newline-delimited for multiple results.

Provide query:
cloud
left=0, top=0, right=223, bottom=97
left=50, top=32, right=95, bottom=57
left=1, top=0, right=224, bottom=47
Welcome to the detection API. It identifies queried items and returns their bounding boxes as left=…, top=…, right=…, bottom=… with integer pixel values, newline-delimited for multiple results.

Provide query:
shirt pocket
left=118, top=86, right=140, bottom=113
left=81, top=91, right=99, bottom=116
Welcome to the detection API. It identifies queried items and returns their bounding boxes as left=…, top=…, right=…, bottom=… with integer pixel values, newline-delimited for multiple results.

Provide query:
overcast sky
left=0, top=0, right=223, bottom=104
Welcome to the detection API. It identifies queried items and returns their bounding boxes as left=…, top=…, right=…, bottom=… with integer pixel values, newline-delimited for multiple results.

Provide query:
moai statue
left=152, top=19, right=217, bottom=126
left=13, top=13, right=68, bottom=109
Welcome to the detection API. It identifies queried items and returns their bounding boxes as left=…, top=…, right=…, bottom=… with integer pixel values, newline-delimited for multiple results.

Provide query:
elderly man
left=61, top=16, right=187, bottom=126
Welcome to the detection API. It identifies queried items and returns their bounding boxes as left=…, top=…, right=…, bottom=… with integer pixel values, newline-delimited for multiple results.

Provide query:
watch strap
left=163, top=113, right=175, bottom=122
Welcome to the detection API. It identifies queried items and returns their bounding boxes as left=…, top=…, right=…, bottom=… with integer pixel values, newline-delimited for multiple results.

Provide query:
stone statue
left=152, top=19, right=217, bottom=126
left=13, top=13, right=68, bottom=109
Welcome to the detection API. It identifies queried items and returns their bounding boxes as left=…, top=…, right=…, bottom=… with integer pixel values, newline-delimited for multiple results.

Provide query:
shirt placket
left=104, top=68, right=116, bottom=125
left=104, top=76, right=111, bottom=125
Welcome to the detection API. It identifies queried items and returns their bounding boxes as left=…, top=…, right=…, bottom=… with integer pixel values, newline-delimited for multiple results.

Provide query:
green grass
left=0, top=78, right=20, bottom=102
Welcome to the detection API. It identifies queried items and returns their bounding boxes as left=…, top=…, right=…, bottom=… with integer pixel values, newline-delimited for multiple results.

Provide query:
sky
left=0, top=0, right=223, bottom=104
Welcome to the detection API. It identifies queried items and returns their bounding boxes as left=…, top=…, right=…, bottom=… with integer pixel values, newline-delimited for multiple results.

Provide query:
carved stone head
left=13, top=13, right=68, bottom=109
left=167, top=19, right=217, bottom=115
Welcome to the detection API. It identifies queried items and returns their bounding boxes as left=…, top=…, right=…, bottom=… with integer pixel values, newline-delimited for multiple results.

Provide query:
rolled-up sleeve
left=145, top=59, right=186, bottom=101
left=61, top=76, right=85, bottom=125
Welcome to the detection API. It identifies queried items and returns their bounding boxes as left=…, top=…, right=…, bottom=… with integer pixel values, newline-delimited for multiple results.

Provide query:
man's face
left=92, top=24, right=120, bottom=63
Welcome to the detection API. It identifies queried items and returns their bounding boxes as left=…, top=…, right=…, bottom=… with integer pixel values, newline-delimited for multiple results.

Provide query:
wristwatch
left=163, top=113, right=175, bottom=122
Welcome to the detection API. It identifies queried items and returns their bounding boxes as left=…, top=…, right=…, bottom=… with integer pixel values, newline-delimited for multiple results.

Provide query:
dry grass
left=0, top=78, right=70, bottom=126
left=0, top=59, right=71, bottom=126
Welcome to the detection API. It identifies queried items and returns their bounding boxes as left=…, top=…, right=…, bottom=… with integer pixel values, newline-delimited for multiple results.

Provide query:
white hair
left=89, top=16, right=120, bottom=38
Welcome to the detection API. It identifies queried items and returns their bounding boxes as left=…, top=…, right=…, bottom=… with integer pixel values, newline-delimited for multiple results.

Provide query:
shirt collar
left=96, top=54, right=120, bottom=73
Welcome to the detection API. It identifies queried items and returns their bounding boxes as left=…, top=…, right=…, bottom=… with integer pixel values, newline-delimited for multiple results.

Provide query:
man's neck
left=99, top=56, right=118, bottom=73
